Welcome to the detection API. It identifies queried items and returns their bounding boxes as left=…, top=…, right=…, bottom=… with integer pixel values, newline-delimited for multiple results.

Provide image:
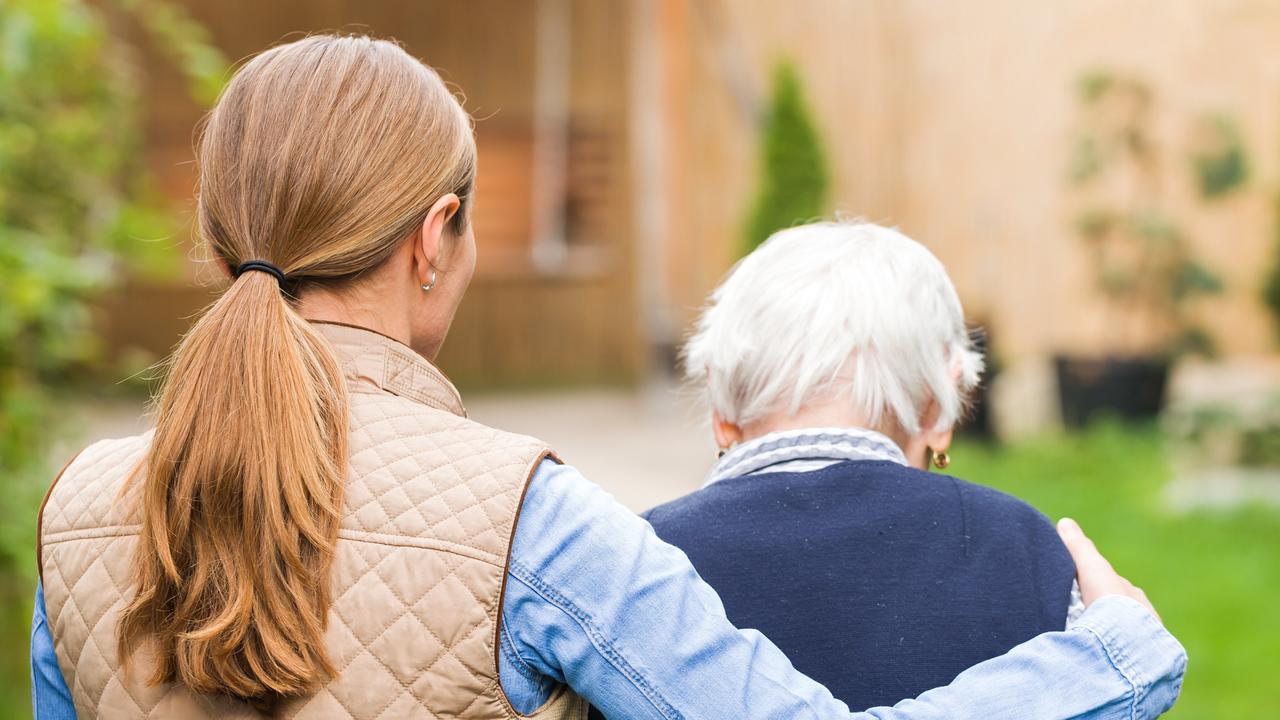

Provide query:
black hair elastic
left=234, top=260, right=287, bottom=286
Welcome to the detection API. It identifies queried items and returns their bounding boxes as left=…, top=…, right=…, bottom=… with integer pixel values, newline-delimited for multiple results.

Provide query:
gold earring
left=931, top=449, right=951, bottom=470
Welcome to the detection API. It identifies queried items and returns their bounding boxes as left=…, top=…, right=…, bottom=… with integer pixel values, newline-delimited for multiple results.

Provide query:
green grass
left=955, top=423, right=1280, bottom=719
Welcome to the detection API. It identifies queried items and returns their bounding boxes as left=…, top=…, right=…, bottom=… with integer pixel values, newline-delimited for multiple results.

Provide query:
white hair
left=684, top=220, right=983, bottom=435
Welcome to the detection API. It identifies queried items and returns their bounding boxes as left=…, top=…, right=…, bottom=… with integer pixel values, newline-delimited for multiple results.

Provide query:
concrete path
left=467, top=383, right=713, bottom=511
left=55, top=381, right=714, bottom=513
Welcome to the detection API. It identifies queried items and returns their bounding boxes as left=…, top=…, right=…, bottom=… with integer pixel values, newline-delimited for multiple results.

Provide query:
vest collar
left=311, top=321, right=467, bottom=418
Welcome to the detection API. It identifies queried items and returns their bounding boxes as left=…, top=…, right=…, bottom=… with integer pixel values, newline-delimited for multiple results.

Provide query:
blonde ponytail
left=118, top=34, right=476, bottom=706
left=120, top=268, right=347, bottom=701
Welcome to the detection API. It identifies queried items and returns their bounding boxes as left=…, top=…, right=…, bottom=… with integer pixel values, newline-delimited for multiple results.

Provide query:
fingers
left=1131, top=585, right=1159, bottom=623
left=1057, top=517, right=1115, bottom=589
left=1057, top=517, right=1161, bottom=623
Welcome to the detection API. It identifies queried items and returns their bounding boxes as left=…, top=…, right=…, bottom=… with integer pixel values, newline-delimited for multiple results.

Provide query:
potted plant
left=1057, top=72, right=1229, bottom=428
left=1165, top=390, right=1280, bottom=508
left=958, top=322, right=1000, bottom=441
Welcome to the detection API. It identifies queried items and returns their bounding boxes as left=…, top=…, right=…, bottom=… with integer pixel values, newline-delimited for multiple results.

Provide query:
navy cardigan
left=641, top=460, right=1075, bottom=710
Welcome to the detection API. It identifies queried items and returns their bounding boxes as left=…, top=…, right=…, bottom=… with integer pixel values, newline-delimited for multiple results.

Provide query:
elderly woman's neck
left=741, top=403, right=909, bottom=449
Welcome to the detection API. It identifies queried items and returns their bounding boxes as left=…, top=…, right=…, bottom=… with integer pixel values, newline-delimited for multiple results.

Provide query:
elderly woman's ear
left=902, top=397, right=955, bottom=471
left=712, top=411, right=744, bottom=454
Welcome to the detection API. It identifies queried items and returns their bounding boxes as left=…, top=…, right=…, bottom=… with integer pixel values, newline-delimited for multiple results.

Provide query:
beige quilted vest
left=38, top=322, right=587, bottom=720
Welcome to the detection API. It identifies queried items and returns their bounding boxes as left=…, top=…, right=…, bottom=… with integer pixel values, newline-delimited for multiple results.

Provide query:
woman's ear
left=923, top=425, right=954, bottom=457
left=903, top=396, right=955, bottom=469
left=413, top=193, right=461, bottom=286
left=712, top=410, right=744, bottom=451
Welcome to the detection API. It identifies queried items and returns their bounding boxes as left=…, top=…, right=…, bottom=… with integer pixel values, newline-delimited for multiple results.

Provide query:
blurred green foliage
left=1068, top=71, right=1226, bottom=358
left=956, top=424, right=1280, bottom=719
left=116, top=0, right=226, bottom=105
left=1266, top=195, right=1280, bottom=341
left=742, top=62, right=829, bottom=256
left=1190, top=114, right=1248, bottom=199
left=1167, top=392, right=1280, bottom=468
left=0, top=0, right=225, bottom=714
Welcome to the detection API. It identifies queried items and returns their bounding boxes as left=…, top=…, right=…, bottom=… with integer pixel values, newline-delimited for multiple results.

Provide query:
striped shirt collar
left=705, top=426, right=909, bottom=488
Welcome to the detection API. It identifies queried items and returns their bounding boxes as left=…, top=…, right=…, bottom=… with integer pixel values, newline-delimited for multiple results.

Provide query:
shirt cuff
left=1070, top=595, right=1187, bottom=719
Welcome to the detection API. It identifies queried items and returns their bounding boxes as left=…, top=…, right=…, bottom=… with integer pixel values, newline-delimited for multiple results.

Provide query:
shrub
left=1265, top=195, right=1280, bottom=341
left=0, top=0, right=224, bottom=713
left=742, top=62, right=829, bottom=256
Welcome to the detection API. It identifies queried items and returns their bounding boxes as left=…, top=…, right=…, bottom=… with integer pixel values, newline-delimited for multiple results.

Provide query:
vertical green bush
left=0, top=1, right=224, bottom=714
left=742, top=62, right=829, bottom=256
left=1264, top=194, right=1280, bottom=341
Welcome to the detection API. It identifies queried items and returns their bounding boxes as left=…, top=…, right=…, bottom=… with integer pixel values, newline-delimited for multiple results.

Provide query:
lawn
left=1, top=424, right=1274, bottom=718
left=956, top=424, right=1280, bottom=719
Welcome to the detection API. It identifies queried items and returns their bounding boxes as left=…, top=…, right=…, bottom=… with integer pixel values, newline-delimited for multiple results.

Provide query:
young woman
left=641, top=221, right=1082, bottom=711
left=32, top=35, right=1183, bottom=719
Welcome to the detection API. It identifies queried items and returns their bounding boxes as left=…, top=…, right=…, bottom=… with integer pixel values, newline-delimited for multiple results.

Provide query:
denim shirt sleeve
left=31, top=581, right=77, bottom=720
left=501, top=459, right=1186, bottom=719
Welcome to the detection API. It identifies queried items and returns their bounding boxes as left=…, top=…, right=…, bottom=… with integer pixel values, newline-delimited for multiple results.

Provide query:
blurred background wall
left=103, top=0, right=645, bottom=387
left=659, top=0, right=1279, bottom=361
left=94, top=0, right=1280, bottom=391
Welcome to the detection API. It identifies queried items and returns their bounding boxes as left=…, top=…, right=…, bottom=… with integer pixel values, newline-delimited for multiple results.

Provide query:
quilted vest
left=38, top=322, right=587, bottom=720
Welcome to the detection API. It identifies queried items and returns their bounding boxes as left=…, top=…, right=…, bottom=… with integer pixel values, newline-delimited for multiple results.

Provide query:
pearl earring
left=421, top=269, right=437, bottom=293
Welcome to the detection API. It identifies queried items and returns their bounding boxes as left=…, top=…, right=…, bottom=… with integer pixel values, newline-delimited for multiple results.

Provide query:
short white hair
left=684, top=221, right=983, bottom=435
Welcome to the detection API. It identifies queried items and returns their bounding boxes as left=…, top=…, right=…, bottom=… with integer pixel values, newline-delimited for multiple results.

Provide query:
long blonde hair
left=118, top=35, right=476, bottom=706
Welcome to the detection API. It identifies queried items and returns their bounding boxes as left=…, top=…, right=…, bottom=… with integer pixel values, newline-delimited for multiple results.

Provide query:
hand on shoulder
left=1057, top=517, right=1160, bottom=622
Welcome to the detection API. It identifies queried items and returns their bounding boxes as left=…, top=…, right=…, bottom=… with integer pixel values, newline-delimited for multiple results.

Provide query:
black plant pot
left=961, top=372, right=998, bottom=441
left=959, top=324, right=998, bottom=441
left=1054, top=354, right=1170, bottom=429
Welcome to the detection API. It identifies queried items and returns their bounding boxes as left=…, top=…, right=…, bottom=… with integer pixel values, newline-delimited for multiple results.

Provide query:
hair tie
left=234, top=260, right=287, bottom=286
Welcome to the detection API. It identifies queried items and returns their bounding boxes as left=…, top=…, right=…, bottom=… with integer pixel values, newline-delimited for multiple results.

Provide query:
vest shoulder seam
left=42, top=526, right=140, bottom=546
left=336, top=529, right=505, bottom=567
left=42, top=517, right=532, bottom=568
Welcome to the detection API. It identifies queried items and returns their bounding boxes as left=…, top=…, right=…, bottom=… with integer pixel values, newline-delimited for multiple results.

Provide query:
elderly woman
left=644, top=221, right=1081, bottom=710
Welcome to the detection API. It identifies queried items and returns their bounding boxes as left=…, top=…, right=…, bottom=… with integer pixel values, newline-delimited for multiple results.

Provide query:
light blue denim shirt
left=34, top=459, right=1185, bottom=719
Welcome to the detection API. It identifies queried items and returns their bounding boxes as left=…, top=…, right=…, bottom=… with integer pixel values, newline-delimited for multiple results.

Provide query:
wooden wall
left=104, top=0, right=1280, bottom=382
left=658, top=0, right=1280, bottom=363
left=104, top=0, right=643, bottom=389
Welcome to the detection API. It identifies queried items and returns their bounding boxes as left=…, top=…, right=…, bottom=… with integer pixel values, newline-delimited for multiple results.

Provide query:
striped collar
left=705, top=426, right=908, bottom=487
